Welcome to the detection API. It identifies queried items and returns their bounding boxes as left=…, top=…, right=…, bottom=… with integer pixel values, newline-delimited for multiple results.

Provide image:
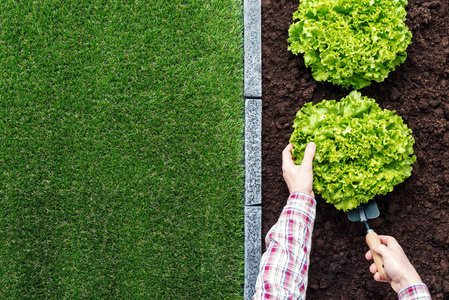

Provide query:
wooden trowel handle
left=366, top=230, right=390, bottom=281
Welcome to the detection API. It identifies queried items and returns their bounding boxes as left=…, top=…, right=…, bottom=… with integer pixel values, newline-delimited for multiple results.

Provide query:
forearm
left=253, top=193, right=316, bottom=299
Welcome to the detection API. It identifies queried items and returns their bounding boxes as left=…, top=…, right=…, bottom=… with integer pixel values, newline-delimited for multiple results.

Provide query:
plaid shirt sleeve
left=253, top=192, right=316, bottom=300
left=398, top=284, right=431, bottom=300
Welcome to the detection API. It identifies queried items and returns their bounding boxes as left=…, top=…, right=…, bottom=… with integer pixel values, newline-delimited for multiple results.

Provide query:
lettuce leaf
left=290, top=91, right=416, bottom=211
left=288, top=0, right=412, bottom=90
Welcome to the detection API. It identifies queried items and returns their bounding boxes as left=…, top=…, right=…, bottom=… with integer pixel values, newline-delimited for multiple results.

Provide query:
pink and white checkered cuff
left=398, top=283, right=431, bottom=300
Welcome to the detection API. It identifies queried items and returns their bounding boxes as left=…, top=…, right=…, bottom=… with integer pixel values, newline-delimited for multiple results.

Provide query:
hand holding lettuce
left=290, top=91, right=416, bottom=211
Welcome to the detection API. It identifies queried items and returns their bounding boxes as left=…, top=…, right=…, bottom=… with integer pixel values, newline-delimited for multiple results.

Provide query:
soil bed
left=261, top=0, right=449, bottom=299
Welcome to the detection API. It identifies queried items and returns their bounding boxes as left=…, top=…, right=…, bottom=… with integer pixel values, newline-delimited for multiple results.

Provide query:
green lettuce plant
left=290, top=91, right=416, bottom=211
left=287, top=0, right=412, bottom=90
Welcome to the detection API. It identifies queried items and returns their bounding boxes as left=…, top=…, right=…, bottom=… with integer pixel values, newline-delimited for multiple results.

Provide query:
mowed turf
left=0, top=0, right=244, bottom=298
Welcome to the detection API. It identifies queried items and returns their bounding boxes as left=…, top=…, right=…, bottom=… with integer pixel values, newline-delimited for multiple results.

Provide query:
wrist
left=397, top=271, right=423, bottom=292
left=289, top=191, right=313, bottom=197
left=288, top=188, right=314, bottom=198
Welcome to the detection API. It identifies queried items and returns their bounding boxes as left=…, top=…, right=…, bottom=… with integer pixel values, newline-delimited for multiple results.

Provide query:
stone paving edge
left=244, top=0, right=262, bottom=298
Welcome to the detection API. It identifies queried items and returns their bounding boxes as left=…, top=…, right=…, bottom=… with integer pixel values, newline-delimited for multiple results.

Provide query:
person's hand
left=365, top=235, right=423, bottom=293
left=282, top=142, right=316, bottom=197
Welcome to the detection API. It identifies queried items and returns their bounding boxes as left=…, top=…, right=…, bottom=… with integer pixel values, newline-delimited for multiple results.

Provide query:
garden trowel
left=347, top=200, right=389, bottom=280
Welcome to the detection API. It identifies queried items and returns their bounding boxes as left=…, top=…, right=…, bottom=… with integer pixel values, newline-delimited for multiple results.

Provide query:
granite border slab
left=243, top=0, right=262, bottom=297
left=244, top=0, right=262, bottom=98
left=244, top=98, right=262, bottom=206
left=244, top=206, right=261, bottom=299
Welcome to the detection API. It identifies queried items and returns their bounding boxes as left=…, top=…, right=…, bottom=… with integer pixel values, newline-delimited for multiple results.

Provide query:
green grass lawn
left=0, top=0, right=244, bottom=298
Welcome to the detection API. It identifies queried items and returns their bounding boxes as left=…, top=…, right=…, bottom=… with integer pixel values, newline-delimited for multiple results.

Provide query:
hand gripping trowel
left=347, top=200, right=390, bottom=280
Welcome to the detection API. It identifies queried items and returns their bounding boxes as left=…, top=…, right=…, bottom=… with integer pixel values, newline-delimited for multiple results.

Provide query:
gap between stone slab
left=245, top=96, right=261, bottom=100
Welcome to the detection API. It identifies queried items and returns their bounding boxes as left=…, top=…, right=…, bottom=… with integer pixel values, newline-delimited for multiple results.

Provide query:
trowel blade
left=347, top=200, right=380, bottom=222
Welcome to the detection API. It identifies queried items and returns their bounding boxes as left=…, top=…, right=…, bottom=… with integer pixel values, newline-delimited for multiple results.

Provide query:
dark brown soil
left=261, top=0, right=449, bottom=299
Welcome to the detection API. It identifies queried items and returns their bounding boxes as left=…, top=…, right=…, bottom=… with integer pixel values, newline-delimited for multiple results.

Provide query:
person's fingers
left=282, top=143, right=296, bottom=167
left=300, top=142, right=316, bottom=169
left=286, top=143, right=294, bottom=150
left=374, top=272, right=389, bottom=283
left=373, top=272, right=383, bottom=282
left=369, top=263, right=377, bottom=274
left=365, top=250, right=373, bottom=260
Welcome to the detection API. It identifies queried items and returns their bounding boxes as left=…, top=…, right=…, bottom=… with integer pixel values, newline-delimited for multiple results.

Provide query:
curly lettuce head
left=287, top=0, right=412, bottom=90
left=290, top=91, right=416, bottom=211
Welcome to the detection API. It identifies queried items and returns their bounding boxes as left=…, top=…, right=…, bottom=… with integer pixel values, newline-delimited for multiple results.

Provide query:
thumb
left=372, top=244, right=389, bottom=257
left=301, top=142, right=316, bottom=169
